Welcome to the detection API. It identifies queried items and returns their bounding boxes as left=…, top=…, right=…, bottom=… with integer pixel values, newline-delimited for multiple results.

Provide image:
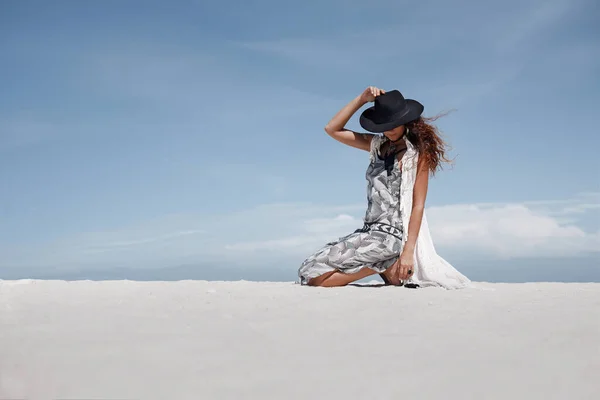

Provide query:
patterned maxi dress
left=298, top=136, right=406, bottom=285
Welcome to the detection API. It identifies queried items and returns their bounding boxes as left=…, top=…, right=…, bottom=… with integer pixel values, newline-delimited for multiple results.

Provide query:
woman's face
left=383, top=124, right=405, bottom=142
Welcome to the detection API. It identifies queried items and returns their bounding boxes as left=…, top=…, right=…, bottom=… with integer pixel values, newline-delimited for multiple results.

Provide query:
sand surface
left=1, top=280, right=599, bottom=399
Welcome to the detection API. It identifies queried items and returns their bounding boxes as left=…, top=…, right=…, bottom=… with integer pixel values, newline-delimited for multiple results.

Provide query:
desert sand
left=1, top=279, right=599, bottom=399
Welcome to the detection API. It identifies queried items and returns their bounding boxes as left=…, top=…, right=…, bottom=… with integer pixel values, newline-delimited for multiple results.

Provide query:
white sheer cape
left=370, top=135, right=472, bottom=289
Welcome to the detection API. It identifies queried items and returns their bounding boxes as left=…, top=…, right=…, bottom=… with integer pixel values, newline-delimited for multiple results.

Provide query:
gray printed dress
left=298, top=137, right=405, bottom=285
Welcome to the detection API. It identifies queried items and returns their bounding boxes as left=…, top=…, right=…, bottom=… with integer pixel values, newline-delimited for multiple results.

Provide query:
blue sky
left=1, top=0, right=599, bottom=282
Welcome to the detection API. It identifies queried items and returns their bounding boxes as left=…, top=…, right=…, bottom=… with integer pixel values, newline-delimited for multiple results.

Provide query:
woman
left=298, top=86, right=471, bottom=289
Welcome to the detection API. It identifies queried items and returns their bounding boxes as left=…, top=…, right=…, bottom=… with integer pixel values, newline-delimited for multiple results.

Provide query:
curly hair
left=405, top=112, right=454, bottom=175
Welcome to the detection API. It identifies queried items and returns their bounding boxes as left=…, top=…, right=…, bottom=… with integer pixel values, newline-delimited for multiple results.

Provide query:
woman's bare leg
left=306, top=271, right=336, bottom=287
left=308, top=268, right=378, bottom=287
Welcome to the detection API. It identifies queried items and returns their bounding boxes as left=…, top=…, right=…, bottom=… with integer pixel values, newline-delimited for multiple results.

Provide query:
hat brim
left=359, top=99, right=424, bottom=133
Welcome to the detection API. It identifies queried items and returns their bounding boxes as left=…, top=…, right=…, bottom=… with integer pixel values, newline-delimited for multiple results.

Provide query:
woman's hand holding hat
left=360, top=86, right=385, bottom=104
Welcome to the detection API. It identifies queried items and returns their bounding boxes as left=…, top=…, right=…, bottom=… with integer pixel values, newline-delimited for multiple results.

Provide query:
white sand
left=1, top=280, right=599, bottom=400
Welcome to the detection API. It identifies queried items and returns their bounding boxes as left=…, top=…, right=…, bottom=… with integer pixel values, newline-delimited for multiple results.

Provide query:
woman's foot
left=380, top=268, right=403, bottom=286
left=379, top=273, right=391, bottom=285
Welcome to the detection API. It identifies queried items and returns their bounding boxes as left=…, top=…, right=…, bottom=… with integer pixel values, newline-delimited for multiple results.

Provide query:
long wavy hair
left=405, top=112, right=454, bottom=175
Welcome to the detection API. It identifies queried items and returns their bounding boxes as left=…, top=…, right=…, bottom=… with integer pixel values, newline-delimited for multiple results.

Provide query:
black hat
left=359, top=90, right=424, bottom=133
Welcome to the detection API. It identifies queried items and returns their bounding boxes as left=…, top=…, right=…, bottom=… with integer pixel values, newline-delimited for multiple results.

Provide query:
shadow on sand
left=348, top=282, right=420, bottom=289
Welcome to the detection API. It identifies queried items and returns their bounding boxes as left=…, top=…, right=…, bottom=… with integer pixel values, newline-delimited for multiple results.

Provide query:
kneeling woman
left=298, top=86, right=470, bottom=289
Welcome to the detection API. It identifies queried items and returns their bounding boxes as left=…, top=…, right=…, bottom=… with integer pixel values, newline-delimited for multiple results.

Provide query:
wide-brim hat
left=359, top=90, right=424, bottom=133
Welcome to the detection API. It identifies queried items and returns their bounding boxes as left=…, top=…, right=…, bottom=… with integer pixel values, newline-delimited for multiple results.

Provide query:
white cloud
left=426, top=203, right=599, bottom=259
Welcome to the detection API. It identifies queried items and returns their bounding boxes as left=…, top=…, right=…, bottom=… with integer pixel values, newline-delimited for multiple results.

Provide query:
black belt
left=355, top=222, right=403, bottom=241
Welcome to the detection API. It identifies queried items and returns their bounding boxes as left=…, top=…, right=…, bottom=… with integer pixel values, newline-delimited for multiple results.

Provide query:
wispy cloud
left=224, top=214, right=361, bottom=253
left=233, top=26, right=431, bottom=72
left=1, top=194, right=597, bottom=274
left=493, top=0, right=574, bottom=53
left=423, top=66, right=523, bottom=108
left=0, top=214, right=211, bottom=270
left=80, top=44, right=341, bottom=121
left=83, top=230, right=206, bottom=253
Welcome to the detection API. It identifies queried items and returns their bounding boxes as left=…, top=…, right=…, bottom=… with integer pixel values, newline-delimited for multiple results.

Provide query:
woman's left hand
left=396, top=250, right=414, bottom=281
